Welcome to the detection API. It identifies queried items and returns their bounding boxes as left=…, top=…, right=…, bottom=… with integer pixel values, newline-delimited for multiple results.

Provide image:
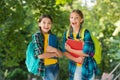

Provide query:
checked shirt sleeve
left=32, top=33, right=43, bottom=59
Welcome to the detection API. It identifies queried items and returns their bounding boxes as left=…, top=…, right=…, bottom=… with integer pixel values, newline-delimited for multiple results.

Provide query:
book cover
left=66, top=39, right=83, bottom=58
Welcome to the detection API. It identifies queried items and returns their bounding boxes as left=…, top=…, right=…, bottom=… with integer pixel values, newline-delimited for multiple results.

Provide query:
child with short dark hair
left=26, top=14, right=62, bottom=80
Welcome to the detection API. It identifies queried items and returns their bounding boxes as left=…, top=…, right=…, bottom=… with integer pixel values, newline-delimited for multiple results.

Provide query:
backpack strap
left=66, top=30, right=69, bottom=39
left=80, top=28, right=86, bottom=40
left=66, top=28, right=86, bottom=40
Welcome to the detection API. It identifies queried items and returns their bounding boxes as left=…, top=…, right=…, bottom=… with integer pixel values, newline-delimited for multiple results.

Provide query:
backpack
left=25, top=41, right=40, bottom=75
left=66, top=28, right=102, bottom=64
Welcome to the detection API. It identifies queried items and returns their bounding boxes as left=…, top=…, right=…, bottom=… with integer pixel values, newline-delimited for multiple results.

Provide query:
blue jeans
left=42, top=63, right=59, bottom=80
left=73, top=66, right=95, bottom=80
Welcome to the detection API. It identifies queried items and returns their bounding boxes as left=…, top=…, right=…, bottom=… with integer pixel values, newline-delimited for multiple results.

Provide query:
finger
left=65, top=43, right=67, bottom=46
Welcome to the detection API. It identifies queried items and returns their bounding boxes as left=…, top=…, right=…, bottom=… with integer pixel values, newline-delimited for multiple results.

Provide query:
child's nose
left=45, top=23, right=49, bottom=27
left=72, top=18, right=76, bottom=21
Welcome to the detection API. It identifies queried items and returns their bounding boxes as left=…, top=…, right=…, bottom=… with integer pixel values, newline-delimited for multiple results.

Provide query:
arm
left=38, top=52, right=58, bottom=59
left=64, top=52, right=84, bottom=63
left=46, top=46, right=62, bottom=57
left=62, top=32, right=84, bottom=63
left=55, top=49, right=62, bottom=57
left=38, top=45, right=63, bottom=59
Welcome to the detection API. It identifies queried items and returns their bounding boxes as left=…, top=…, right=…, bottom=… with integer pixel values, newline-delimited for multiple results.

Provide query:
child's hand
left=65, top=43, right=72, bottom=52
left=82, top=40, right=84, bottom=45
left=75, top=57, right=84, bottom=64
left=46, top=46, right=62, bottom=57
left=46, top=46, right=57, bottom=52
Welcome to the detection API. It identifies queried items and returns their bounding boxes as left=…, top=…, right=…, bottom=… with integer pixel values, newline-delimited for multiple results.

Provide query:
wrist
left=73, top=57, right=77, bottom=62
left=52, top=52, right=58, bottom=57
left=53, top=48, right=57, bottom=53
left=69, top=48, right=73, bottom=52
left=38, top=55, right=41, bottom=58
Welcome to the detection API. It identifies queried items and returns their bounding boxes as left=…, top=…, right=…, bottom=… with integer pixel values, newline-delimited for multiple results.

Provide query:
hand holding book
left=66, top=39, right=84, bottom=58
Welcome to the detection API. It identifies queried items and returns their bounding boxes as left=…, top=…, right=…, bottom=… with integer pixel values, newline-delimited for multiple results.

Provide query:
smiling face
left=39, top=17, right=52, bottom=33
left=70, top=12, right=83, bottom=28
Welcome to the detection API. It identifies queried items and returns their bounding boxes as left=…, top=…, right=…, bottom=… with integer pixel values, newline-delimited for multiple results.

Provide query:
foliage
left=6, top=68, right=27, bottom=80
left=56, top=0, right=72, bottom=5
left=92, top=0, right=120, bottom=73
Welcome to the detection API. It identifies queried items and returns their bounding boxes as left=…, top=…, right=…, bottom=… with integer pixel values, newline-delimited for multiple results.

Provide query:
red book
left=66, top=39, right=83, bottom=58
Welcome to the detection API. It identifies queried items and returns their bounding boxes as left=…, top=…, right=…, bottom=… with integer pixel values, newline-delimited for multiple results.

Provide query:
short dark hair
left=38, top=14, right=53, bottom=23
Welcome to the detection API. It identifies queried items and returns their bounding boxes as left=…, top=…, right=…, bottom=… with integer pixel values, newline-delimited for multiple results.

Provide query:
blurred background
left=0, top=0, right=120, bottom=80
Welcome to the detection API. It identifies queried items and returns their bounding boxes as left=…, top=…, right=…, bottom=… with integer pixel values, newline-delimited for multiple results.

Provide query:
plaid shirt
left=32, top=31, right=45, bottom=76
left=62, top=28, right=99, bottom=80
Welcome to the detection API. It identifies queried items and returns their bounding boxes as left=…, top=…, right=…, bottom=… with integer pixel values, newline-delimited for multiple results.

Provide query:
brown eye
left=76, top=17, right=78, bottom=19
left=70, top=17, right=73, bottom=19
left=43, top=21, right=46, bottom=24
left=48, top=22, right=51, bottom=25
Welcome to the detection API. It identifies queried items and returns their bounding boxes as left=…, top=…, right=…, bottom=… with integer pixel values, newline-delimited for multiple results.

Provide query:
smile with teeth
left=72, top=22, right=77, bottom=25
left=44, top=27, right=49, bottom=29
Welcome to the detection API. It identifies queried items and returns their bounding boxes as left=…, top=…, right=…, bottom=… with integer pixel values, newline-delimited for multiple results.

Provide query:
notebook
left=66, top=39, right=83, bottom=58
